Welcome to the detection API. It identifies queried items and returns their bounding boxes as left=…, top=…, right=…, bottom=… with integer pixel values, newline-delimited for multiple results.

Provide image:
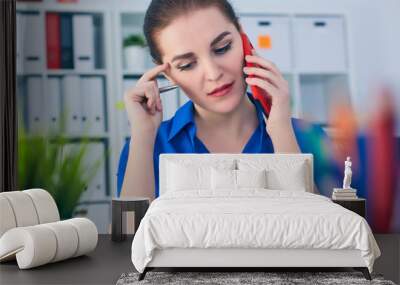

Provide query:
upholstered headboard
left=159, top=153, right=314, bottom=195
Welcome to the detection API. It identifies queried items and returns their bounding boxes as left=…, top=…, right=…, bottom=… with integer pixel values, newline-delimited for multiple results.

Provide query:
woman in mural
left=117, top=0, right=330, bottom=200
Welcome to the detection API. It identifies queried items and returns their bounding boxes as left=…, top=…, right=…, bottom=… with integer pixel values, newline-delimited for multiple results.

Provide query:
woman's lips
left=208, top=82, right=234, bottom=97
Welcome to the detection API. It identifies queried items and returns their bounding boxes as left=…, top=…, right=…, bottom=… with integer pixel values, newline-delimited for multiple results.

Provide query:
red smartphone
left=240, top=32, right=272, bottom=117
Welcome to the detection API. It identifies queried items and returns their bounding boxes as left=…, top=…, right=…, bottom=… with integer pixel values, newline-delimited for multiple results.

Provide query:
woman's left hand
left=243, top=49, right=292, bottom=133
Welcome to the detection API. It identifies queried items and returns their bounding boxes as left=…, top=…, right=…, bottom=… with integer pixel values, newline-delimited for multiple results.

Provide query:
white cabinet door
left=240, top=15, right=292, bottom=73
left=293, top=16, right=347, bottom=73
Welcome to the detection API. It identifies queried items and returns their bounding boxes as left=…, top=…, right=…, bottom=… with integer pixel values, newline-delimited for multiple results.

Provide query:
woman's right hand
left=123, top=62, right=170, bottom=136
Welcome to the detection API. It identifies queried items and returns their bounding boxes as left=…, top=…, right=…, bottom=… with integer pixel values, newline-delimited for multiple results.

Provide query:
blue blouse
left=116, top=93, right=332, bottom=198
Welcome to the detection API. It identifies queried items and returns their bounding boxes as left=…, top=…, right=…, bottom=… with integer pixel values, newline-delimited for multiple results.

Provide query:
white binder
left=26, top=77, right=44, bottom=134
left=72, top=15, right=95, bottom=71
left=45, top=77, right=62, bottom=133
left=80, top=77, right=105, bottom=135
left=23, top=13, right=44, bottom=74
left=157, top=79, right=179, bottom=121
left=80, top=78, right=90, bottom=133
left=122, top=79, right=137, bottom=136
left=80, top=142, right=107, bottom=202
left=62, top=75, right=82, bottom=135
left=89, top=77, right=105, bottom=135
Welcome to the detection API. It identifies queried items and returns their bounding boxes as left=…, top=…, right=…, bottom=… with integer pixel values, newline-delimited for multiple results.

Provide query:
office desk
left=0, top=235, right=133, bottom=285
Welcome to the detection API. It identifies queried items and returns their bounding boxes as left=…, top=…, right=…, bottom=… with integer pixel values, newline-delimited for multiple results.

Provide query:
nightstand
left=332, top=198, right=366, bottom=218
left=111, top=197, right=150, bottom=242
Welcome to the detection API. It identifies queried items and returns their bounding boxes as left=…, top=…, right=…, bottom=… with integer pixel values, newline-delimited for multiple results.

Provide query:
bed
left=131, top=153, right=381, bottom=281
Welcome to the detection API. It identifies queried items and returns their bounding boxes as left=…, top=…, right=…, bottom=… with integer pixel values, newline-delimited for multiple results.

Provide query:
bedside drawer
left=332, top=198, right=366, bottom=218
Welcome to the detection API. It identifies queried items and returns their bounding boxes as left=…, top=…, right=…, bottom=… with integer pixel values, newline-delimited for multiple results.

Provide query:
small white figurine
left=342, top=156, right=353, bottom=189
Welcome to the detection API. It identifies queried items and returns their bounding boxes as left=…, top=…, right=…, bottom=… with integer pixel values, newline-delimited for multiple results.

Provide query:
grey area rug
left=116, top=271, right=396, bottom=285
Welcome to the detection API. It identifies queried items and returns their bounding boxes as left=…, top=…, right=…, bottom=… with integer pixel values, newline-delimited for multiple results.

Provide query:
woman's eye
left=214, top=42, right=232, bottom=55
left=176, top=42, right=232, bottom=71
left=177, top=62, right=194, bottom=71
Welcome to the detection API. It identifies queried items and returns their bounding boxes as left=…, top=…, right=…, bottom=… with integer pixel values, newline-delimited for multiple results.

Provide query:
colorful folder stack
left=331, top=88, right=399, bottom=233
left=45, top=12, right=103, bottom=70
left=305, top=86, right=399, bottom=233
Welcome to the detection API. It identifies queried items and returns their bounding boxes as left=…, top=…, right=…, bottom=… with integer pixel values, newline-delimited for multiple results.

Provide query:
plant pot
left=124, top=46, right=147, bottom=73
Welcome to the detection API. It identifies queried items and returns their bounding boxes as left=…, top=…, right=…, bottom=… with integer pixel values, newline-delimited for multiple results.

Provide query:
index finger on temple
left=141, top=62, right=170, bottom=82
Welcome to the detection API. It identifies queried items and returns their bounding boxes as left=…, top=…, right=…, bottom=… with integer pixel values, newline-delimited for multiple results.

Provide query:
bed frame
left=140, top=248, right=371, bottom=280
left=138, top=154, right=372, bottom=281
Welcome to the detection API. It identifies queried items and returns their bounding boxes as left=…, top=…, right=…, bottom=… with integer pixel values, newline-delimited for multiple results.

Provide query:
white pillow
left=266, top=161, right=308, bottom=191
left=236, top=169, right=267, bottom=188
left=166, top=159, right=235, bottom=191
left=237, top=158, right=310, bottom=192
left=167, top=162, right=209, bottom=191
left=211, top=168, right=236, bottom=190
left=211, top=168, right=267, bottom=190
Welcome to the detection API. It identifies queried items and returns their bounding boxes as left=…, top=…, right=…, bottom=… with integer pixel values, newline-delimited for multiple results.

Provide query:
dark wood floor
left=373, top=234, right=400, bottom=284
left=0, top=234, right=398, bottom=284
left=0, top=235, right=134, bottom=285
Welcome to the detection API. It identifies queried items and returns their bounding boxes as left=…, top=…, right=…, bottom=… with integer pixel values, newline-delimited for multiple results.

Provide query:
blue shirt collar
left=168, top=99, right=195, bottom=141
left=168, top=92, right=266, bottom=142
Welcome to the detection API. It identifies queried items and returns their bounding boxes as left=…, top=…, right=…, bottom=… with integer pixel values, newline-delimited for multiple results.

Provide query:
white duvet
left=131, top=189, right=381, bottom=273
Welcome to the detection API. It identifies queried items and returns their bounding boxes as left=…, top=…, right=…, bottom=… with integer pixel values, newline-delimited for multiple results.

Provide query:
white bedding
left=131, top=189, right=380, bottom=273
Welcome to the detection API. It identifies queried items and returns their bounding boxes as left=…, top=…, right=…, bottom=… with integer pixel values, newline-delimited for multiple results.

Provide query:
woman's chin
left=209, top=94, right=244, bottom=114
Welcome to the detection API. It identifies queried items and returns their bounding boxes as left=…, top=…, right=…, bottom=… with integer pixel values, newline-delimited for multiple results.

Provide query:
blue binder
left=60, top=13, right=74, bottom=69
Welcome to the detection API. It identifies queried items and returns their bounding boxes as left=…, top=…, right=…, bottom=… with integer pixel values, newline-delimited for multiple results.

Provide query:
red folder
left=46, top=13, right=61, bottom=69
left=368, top=88, right=396, bottom=233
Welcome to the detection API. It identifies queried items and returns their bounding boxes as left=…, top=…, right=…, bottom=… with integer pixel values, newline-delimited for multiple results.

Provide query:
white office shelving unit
left=16, top=2, right=116, bottom=234
left=16, top=0, right=356, bottom=233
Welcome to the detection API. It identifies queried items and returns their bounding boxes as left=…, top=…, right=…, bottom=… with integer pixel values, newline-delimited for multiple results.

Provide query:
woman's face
left=158, top=6, right=246, bottom=115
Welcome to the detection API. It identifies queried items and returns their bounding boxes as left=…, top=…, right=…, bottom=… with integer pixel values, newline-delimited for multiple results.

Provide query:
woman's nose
left=203, top=60, right=223, bottom=82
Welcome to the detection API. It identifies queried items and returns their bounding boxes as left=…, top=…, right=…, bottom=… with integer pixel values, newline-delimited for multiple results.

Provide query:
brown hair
left=143, top=0, right=241, bottom=64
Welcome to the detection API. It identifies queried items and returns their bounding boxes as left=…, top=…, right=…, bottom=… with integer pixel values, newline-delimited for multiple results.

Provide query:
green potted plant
left=17, top=122, right=102, bottom=219
left=123, top=34, right=147, bottom=72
